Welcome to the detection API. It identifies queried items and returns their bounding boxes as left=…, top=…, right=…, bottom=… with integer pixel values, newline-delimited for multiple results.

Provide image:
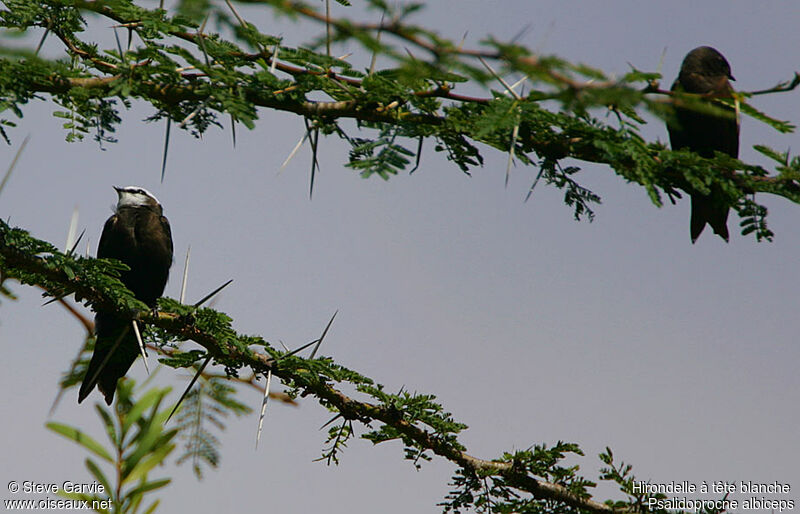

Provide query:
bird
left=78, top=186, right=173, bottom=405
left=667, top=46, right=739, bottom=243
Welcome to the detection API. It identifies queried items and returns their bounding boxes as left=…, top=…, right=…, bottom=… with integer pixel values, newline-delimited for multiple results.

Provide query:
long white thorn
left=508, top=76, right=528, bottom=95
left=132, top=320, right=149, bottom=374
left=506, top=122, right=520, bottom=188
left=64, top=206, right=79, bottom=252
left=279, top=131, right=309, bottom=173
left=255, top=369, right=273, bottom=448
left=270, top=44, right=279, bottom=74
left=180, top=245, right=191, bottom=304
left=478, top=56, right=521, bottom=100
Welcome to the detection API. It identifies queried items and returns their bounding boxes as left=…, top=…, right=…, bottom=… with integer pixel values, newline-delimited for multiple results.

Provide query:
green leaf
left=122, top=387, right=166, bottom=441
left=142, top=499, right=160, bottom=514
left=125, top=442, right=176, bottom=485
left=94, top=404, right=119, bottom=447
left=84, top=458, right=113, bottom=500
left=124, top=478, right=171, bottom=500
left=737, top=100, right=795, bottom=133
left=46, top=422, right=114, bottom=463
left=753, top=144, right=788, bottom=165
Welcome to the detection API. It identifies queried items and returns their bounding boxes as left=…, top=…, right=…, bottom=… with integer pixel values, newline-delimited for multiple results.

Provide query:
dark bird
left=78, top=186, right=173, bottom=405
left=667, top=45, right=739, bottom=243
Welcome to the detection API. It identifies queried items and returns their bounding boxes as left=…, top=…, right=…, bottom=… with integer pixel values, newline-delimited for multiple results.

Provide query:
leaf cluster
left=0, top=1, right=798, bottom=238
left=47, top=382, right=178, bottom=513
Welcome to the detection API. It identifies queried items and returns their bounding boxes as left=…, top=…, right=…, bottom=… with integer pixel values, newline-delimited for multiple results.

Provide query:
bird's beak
left=728, top=73, right=735, bottom=81
left=113, top=186, right=123, bottom=196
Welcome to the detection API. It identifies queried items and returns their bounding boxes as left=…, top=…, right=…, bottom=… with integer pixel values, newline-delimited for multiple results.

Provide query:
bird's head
left=681, top=46, right=734, bottom=81
left=114, top=186, right=162, bottom=212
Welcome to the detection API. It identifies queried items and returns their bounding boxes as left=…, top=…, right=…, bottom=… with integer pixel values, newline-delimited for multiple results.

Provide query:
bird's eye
left=136, top=189, right=145, bottom=195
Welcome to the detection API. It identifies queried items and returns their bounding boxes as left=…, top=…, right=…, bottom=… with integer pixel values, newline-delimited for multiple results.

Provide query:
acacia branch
left=0, top=226, right=625, bottom=514
left=16, top=70, right=800, bottom=208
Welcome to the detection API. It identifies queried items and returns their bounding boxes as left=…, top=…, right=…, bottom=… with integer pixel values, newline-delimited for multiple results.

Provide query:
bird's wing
left=97, top=214, right=117, bottom=259
left=160, top=216, right=174, bottom=260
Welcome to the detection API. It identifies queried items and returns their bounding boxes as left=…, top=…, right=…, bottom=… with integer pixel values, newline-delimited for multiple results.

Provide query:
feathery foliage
left=0, top=0, right=798, bottom=238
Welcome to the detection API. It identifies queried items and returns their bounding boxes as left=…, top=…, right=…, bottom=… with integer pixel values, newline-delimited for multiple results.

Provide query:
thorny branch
left=7, top=0, right=795, bottom=214
left=0, top=226, right=623, bottom=514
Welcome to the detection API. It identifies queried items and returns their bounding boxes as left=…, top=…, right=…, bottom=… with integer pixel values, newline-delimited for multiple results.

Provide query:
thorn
left=270, top=44, right=279, bottom=74
left=508, top=76, right=528, bottom=94
left=178, top=100, right=210, bottom=129
left=369, top=12, right=385, bottom=75
left=132, top=320, right=149, bottom=374
left=0, top=135, right=30, bottom=198
left=112, top=26, right=125, bottom=64
left=68, top=229, right=86, bottom=256
left=199, top=12, right=210, bottom=35
left=478, top=56, right=521, bottom=100
left=180, top=245, right=191, bottom=304
left=193, top=279, right=233, bottom=308
left=505, top=123, right=520, bottom=188
left=64, top=207, right=79, bottom=253
left=34, top=27, right=49, bottom=56
left=42, top=294, right=65, bottom=307
left=657, top=46, right=667, bottom=76
left=309, top=127, right=320, bottom=200
left=325, top=0, right=332, bottom=58
left=510, top=23, right=533, bottom=44
left=161, top=118, right=171, bottom=183
left=309, top=310, right=337, bottom=359
left=525, top=167, right=546, bottom=202
left=224, top=0, right=248, bottom=27
left=166, top=355, right=212, bottom=424
left=126, top=26, right=133, bottom=53
left=255, top=369, right=272, bottom=448
left=278, top=338, right=320, bottom=360
left=197, top=15, right=211, bottom=67
left=319, top=413, right=342, bottom=430
left=303, top=118, right=321, bottom=200
left=409, top=137, right=423, bottom=174
left=230, top=114, right=237, bottom=148
left=278, top=340, right=290, bottom=352
left=279, top=130, right=309, bottom=173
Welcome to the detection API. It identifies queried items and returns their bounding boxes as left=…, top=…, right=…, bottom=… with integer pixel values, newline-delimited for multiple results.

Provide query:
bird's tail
left=690, top=193, right=730, bottom=243
left=78, top=313, right=140, bottom=405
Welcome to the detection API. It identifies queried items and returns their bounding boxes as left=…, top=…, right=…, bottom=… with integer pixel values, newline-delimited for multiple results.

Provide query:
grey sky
left=1, top=1, right=798, bottom=512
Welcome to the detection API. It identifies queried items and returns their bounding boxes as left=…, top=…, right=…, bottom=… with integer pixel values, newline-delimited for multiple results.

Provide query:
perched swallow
left=667, top=46, right=739, bottom=243
left=78, top=186, right=173, bottom=404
